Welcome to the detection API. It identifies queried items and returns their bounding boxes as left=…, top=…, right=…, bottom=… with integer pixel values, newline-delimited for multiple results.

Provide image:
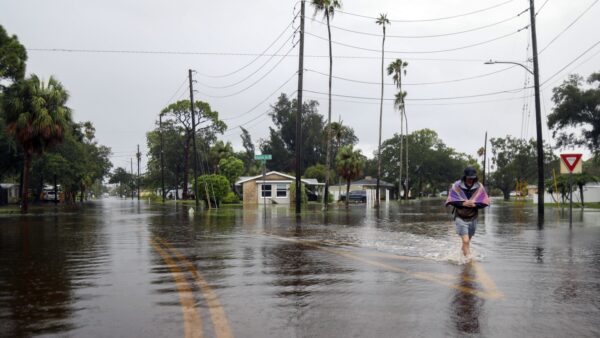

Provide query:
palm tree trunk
left=21, top=153, right=31, bottom=214
left=404, top=106, right=409, bottom=200
left=346, top=178, right=350, bottom=208
left=398, top=111, right=403, bottom=201
left=324, top=10, right=333, bottom=210
left=376, top=25, right=385, bottom=208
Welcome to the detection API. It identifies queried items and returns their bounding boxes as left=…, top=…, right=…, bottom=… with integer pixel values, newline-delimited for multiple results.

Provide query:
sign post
left=560, top=153, right=583, bottom=227
left=254, top=154, right=272, bottom=212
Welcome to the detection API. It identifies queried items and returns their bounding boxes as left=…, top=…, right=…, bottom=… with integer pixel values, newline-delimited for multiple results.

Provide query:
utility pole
left=529, top=0, right=544, bottom=220
left=130, top=158, right=134, bottom=200
left=295, top=0, right=305, bottom=215
left=188, top=69, right=200, bottom=209
left=159, top=113, right=166, bottom=203
left=483, top=131, right=487, bottom=187
left=136, top=144, right=141, bottom=201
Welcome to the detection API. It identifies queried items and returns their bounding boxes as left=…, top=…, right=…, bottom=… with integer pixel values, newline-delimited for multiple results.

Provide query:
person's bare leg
left=461, top=234, right=471, bottom=257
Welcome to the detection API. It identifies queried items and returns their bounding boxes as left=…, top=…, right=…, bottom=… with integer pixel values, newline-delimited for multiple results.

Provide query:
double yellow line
left=150, top=237, right=234, bottom=338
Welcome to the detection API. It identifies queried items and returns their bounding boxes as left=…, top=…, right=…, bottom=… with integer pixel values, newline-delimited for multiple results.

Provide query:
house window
left=261, top=184, right=272, bottom=197
left=276, top=184, right=287, bottom=197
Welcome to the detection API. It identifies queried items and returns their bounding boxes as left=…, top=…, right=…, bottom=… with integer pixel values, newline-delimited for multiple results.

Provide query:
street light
left=484, top=58, right=544, bottom=220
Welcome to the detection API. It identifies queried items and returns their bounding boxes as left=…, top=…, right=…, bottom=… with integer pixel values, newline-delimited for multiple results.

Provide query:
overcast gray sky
left=1, top=0, right=599, bottom=171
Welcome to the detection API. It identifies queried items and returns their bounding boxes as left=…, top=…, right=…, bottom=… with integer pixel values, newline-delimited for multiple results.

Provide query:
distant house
left=0, top=183, right=20, bottom=205
left=236, top=171, right=322, bottom=205
left=329, top=176, right=394, bottom=202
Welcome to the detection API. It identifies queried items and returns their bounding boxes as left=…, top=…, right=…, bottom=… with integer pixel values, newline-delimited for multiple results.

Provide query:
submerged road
left=1, top=198, right=599, bottom=337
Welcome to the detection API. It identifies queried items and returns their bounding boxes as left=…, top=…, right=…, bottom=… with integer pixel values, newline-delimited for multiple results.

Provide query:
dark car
left=340, top=190, right=367, bottom=203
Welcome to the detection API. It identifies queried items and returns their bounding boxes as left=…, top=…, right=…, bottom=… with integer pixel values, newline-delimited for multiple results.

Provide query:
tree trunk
left=323, top=10, right=333, bottom=211
left=80, top=185, right=84, bottom=203
left=182, top=134, right=190, bottom=199
left=398, top=113, right=403, bottom=200
left=54, top=174, right=58, bottom=204
left=376, top=25, right=385, bottom=208
left=404, top=108, right=409, bottom=201
left=578, top=183, right=584, bottom=209
left=21, top=153, right=32, bottom=213
left=345, top=178, right=350, bottom=208
left=502, top=188, right=510, bottom=201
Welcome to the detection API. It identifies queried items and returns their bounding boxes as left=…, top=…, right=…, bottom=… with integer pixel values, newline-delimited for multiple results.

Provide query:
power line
left=305, top=65, right=517, bottom=86
left=305, top=26, right=528, bottom=54
left=536, top=0, right=551, bottom=15
left=193, top=44, right=296, bottom=98
left=540, top=38, right=600, bottom=87
left=195, top=30, right=296, bottom=89
left=304, top=93, right=535, bottom=106
left=26, top=48, right=500, bottom=63
left=309, top=8, right=528, bottom=38
left=195, top=15, right=298, bottom=79
left=303, top=86, right=531, bottom=101
left=221, top=72, right=297, bottom=121
left=335, top=0, right=517, bottom=23
left=539, top=0, right=599, bottom=54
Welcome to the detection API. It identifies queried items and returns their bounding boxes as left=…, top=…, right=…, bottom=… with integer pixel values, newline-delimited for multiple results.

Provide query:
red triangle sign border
left=560, top=153, right=583, bottom=172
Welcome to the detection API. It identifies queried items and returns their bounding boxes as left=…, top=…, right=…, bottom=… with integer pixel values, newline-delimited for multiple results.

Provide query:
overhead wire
left=309, top=8, right=529, bottom=38
left=305, top=26, right=528, bottom=54
left=538, top=0, right=599, bottom=54
left=335, top=0, right=516, bottom=23
left=540, top=38, right=600, bottom=87
left=195, top=14, right=298, bottom=78
left=193, top=44, right=297, bottom=98
left=305, top=65, right=517, bottom=86
left=195, top=29, right=297, bottom=89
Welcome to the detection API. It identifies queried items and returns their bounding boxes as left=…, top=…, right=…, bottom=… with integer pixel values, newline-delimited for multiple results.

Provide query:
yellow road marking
left=150, top=238, right=203, bottom=338
left=157, top=238, right=234, bottom=338
left=265, top=234, right=504, bottom=300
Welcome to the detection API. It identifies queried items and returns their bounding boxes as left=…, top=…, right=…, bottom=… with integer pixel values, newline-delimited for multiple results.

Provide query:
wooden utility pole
left=159, top=113, right=166, bottom=203
left=136, top=144, right=141, bottom=201
left=529, top=0, right=544, bottom=220
left=295, top=0, right=305, bottom=215
left=130, top=158, right=134, bottom=200
left=188, top=69, right=200, bottom=209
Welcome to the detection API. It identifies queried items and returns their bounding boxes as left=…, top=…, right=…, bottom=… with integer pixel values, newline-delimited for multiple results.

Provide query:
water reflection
left=449, top=263, right=484, bottom=336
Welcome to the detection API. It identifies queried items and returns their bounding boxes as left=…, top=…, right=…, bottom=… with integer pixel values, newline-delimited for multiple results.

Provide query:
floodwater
left=1, top=198, right=599, bottom=337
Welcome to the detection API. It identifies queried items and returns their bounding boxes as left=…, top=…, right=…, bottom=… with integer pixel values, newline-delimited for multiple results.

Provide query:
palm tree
left=387, top=59, right=408, bottom=199
left=2, top=75, right=71, bottom=213
left=375, top=13, right=390, bottom=207
left=311, top=0, right=342, bottom=210
left=336, top=145, right=365, bottom=207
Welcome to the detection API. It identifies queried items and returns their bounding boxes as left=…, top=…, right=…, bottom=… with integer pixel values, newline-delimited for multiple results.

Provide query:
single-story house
left=0, top=183, right=20, bottom=205
left=236, top=171, right=322, bottom=205
left=330, top=176, right=394, bottom=202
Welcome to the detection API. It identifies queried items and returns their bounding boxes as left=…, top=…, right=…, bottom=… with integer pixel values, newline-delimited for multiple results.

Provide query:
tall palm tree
left=3, top=75, right=71, bottom=213
left=375, top=13, right=390, bottom=207
left=336, top=145, right=364, bottom=207
left=311, top=0, right=342, bottom=210
left=387, top=59, right=408, bottom=199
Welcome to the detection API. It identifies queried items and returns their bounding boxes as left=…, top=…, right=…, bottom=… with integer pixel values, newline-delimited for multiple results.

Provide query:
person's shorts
left=455, top=217, right=477, bottom=237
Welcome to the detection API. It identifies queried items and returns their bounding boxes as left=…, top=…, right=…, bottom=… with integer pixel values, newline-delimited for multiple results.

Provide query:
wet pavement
left=1, top=198, right=599, bottom=337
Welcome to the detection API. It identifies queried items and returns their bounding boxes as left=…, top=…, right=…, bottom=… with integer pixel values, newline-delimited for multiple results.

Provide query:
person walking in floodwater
left=445, top=167, right=491, bottom=260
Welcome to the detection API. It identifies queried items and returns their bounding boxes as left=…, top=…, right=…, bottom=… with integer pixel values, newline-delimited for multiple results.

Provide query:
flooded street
left=1, top=198, right=599, bottom=337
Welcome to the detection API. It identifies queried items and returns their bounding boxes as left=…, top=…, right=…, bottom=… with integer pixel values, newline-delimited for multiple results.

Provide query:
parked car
left=340, top=190, right=367, bottom=203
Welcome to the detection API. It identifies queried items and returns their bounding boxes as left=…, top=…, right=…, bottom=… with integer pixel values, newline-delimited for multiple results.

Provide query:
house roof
left=332, top=177, right=394, bottom=188
left=235, top=171, right=322, bottom=185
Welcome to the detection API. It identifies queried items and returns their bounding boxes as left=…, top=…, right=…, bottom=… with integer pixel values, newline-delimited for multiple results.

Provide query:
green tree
left=2, top=75, right=71, bottom=212
left=311, top=0, right=342, bottom=210
left=325, top=120, right=358, bottom=178
left=160, top=100, right=226, bottom=199
left=490, top=136, right=556, bottom=200
left=260, top=94, right=325, bottom=172
left=548, top=72, right=600, bottom=155
left=209, top=140, right=234, bottom=173
left=239, top=127, right=257, bottom=172
left=0, top=25, right=27, bottom=85
left=109, top=167, right=135, bottom=198
left=218, top=156, right=244, bottom=191
left=375, top=13, right=390, bottom=206
left=193, top=174, right=230, bottom=207
left=336, top=145, right=364, bottom=207
left=304, top=164, right=333, bottom=183
left=145, top=119, right=185, bottom=196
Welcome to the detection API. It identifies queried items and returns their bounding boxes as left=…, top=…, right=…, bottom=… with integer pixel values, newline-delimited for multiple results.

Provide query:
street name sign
left=560, top=153, right=583, bottom=174
left=254, top=154, right=272, bottom=161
